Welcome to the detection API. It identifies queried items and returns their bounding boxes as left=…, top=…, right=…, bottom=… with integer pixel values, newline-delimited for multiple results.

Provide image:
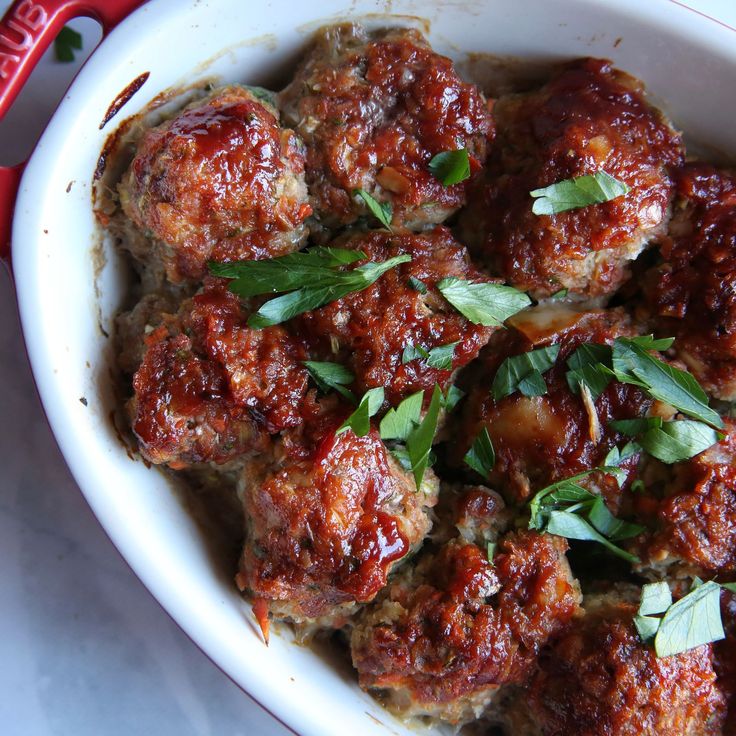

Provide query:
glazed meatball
left=634, top=419, right=736, bottom=577
left=130, top=279, right=313, bottom=467
left=119, top=85, right=311, bottom=282
left=350, top=529, right=581, bottom=724
left=456, top=306, right=650, bottom=508
left=280, top=24, right=493, bottom=231
left=641, top=164, right=736, bottom=400
left=528, top=593, right=726, bottom=735
left=297, top=227, right=496, bottom=406
left=237, top=420, right=439, bottom=634
left=716, top=589, right=736, bottom=735
left=463, top=58, right=683, bottom=299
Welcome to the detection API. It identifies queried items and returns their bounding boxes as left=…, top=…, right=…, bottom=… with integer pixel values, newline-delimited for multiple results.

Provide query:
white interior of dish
left=11, top=1, right=736, bottom=734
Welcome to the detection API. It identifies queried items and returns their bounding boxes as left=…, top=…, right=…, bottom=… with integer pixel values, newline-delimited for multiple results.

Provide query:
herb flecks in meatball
left=642, top=164, right=736, bottom=400
left=529, top=594, right=726, bottom=736
left=350, top=528, right=580, bottom=724
left=130, top=279, right=313, bottom=468
left=464, top=58, right=683, bottom=299
left=456, top=306, right=650, bottom=507
left=280, top=24, right=493, bottom=231
left=237, top=422, right=439, bottom=636
left=120, top=85, right=311, bottom=282
left=297, top=227, right=496, bottom=406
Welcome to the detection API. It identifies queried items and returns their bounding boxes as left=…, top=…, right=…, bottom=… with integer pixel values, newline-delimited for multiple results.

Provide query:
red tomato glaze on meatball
left=120, top=85, right=311, bottom=281
left=641, top=163, right=736, bottom=400
left=463, top=58, right=683, bottom=299
left=280, top=24, right=493, bottom=231
left=297, top=227, right=496, bottom=406
left=130, top=279, right=314, bottom=468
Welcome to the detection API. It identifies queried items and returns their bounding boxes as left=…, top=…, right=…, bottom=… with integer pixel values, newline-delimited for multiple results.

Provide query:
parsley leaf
left=211, top=248, right=411, bottom=328
left=492, top=345, right=560, bottom=401
left=464, top=426, right=495, bottom=478
left=530, top=171, right=630, bottom=215
left=527, top=464, right=640, bottom=562
left=246, top=85, right=276, bottom=105
left=638, top=582, right=673, bottom=617
left=428, top=149, right=471, bottom=186
left=639, top=420, right=722, bottom=464
left=407, top=277, right=428, bottom=294
left=356, top=189, right=393, bottom=230
left=402, top=342, right=458, bottom=370
left=406, top=385, right=443, bottom=489
left=487, top=541, right=496, bottom=565
left=611, top=338, right=723, bottom=428
left=303, top=361, right=356, bottom=402
left=442, top=385, right=465, bottom=412
left=379, top=390, right=423, bottom=442
left=55, top=26, right=83, bottom=63
left=438, top=278, right=531, bottom=326
left=546, top=510, right=639, bottom=563
left=336, top=387, right=384, bottom=437
left=609, top=417, right=663, bottom=436
left=566, top=343, right=613, bottom=400
left=654, top=580, right=725, bottom=657
left=551, top=288, right=569, bottom=299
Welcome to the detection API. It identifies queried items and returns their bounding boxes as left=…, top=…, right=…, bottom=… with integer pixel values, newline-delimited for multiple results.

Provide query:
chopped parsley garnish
left=492, top=345, right=560, bottom=401
left=610, top=417, right=722, bottom=464
left=336, top=387, right=384, bottom=437
left=428, top=149, right=471, bottom=186
left=635, top=579, right=729, bottom=658
left=355, top=189, right=393, bottom=230
left=210, top=247, right=410, bottom=328
left=245, top=85, right=276, bottom=105
left=407, top=276, right=428, bottom=294
left=442, top=385, right=465, bottom=412
left=303, top=361, right=356, bottom=402
left=55, top=26, right=83, bottom=63
left=528, top=458, right=642, bottom=563
left=379, top=385, right=444, bottom=489
left=530, top=171, right=630, bottom=215
left=486, top=541, right=496, bottom=565
left=437, top=278, right=531, bottom=326
left=551, top=288, right=569, bottom=299
left=402, top=341, right=458, bottom=370
left=464, top=426, right=495, bottom=478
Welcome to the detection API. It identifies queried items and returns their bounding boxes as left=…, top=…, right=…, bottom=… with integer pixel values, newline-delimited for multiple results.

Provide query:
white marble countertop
left=0, top=2, right=733, bottom=735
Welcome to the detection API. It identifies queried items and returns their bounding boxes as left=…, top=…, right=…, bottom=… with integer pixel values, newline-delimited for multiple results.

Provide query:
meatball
left=280, top=24, right=493, bottom=231
left=634, top=419, right=736, bottom=577
left=456, top=305, right=650, bottom=508
left=236, top=419, right=439, bottom=635
left=119, top=85, right=311, bottom=282
left=716, top=589, right=736, bottom=735
left=641, top=164, right=736, bottom=400
left=463, top=58, right=683, bottom=299
left=350, top=529, right=580, bottom=724
left=528, top=593, right=726, bottom=735
left=297, top=227, right=496, bottom=406
left=130, top=279, right=313, bottom=467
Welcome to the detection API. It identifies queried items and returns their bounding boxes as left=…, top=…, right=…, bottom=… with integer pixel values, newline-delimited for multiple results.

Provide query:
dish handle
left=0, top=0, right=146, bottom=262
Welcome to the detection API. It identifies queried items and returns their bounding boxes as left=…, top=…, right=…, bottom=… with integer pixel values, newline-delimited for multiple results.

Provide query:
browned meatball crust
left=456, top=306, right=650, bottom=508
left=297, top=227, right=496, bottom=406
left=641, top=164, right=736, bottom=400
left=120, top=85, right=311, bottom=282
left=716, top=590, right=736, bottom=735
left=130, top=279, right=313, bottom=467
left=237, top=420, right=439, bottom=632
left=464, top=58, right=683, bottom=299
left=280, top=25, right=493, bottom=230
left=634, top=419, right=736, bottom=577
left=529, top=596, right=726, bottom=736
left=350, top=530, right=581, bottom=724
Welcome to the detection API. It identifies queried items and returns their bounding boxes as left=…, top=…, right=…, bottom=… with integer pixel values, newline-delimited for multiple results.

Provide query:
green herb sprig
left=355, top=189, right=393, bottom=230
left=530, top=171, right=630, bottom=215
left=492, top=345, right=560, bottom=401
left=402, top=341, right=458, bottom=370
left=55, top=26, right=83, bottom=63
left=635, top=579, right=736, bottom=658
left=303, top=361, right=356, bottom=402
left=209, top=247, right=411, bottom=328
left=437, top=278, right=531, bottom=326
left=336, top=387, right=384, bottom=437
left=429, top=149, right=471, bottom=186
left=464, top=426, right=495, bottom=478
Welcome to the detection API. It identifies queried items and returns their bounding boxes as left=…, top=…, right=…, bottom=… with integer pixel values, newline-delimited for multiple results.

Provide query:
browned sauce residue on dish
left=99, top=71, right=151, bottom=130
